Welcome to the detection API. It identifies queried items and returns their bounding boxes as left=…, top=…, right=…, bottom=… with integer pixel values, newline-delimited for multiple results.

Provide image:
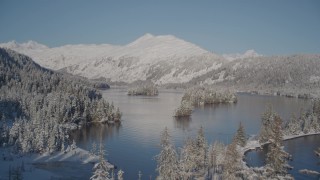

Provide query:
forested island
left=174, top=87, right=237, bottom=117
left=127, top=85, right=159, bottom=96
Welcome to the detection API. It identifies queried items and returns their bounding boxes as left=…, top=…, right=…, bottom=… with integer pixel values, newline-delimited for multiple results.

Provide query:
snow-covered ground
left=242, top=132, right=320, bottom=156
left=0, top=146, right=113, bottom=180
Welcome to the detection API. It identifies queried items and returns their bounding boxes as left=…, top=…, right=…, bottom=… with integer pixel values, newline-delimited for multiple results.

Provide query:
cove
left=72, top=88, right=312, bottom=179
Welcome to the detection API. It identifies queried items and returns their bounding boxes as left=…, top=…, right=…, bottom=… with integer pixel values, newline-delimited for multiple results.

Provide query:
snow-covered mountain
left=189, top=54, right=320, bottom=97
left=1, top=36, right=319, bottom=97
left=0, top=40, right=49, bottom=50
left=0, top=34, right=223, bottom=84
left=222, top=49, right=262, bottom=61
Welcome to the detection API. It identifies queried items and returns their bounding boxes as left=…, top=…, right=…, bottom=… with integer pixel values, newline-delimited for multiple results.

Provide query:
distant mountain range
left=1, top=34, right=320, bottom=97
left=0, top=34, right=259, bottom=84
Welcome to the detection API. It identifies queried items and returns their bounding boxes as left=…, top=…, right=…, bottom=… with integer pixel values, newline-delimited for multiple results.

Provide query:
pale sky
left=0, top=0, right=319, bottom=55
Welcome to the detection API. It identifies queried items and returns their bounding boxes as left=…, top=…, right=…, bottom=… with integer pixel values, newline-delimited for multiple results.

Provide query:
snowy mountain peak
left=21, top=40, right=48, bottom=49
left=126, top=33, right=155, bottom=46
left=0, top=40, right=19, bottom=49
left=223, top=49, right=262, bottom=61
left=0, top=35, right=222, bottom=84
left=126, top=33, right=209, bottom=59
left=0, top=40, right=48, bottom=50
left=243, top=49, right=260, bottom=57
left=142, top=33, right=155, bottom=39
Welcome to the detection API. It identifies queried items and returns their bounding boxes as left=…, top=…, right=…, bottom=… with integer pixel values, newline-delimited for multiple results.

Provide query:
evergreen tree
left=259, top=106, right=275, bottom=143
left=266, top=115, right=290, bottom=177
left=156, top=127, right=179, bottom=180
left=208, top=141, right=225, bottom=177
left=179, top=138, right=197, bottom=179
left=234, top=122, right=247, bottom=147
left=312, top=99, right=320, bottom=117
left=117, top=169, right=124, bottom=180
left=301, top=112, right=310, bottom=134
left=114, top=107, right=122, bottom=122
left=308, top=114, right=320, bottom=133
left=71, top=139, right=77, bottom=150
left=91, top=141, right=97, bottom=156
left=90, top=143, right=111, bottom=180
left=284, top=114, right=301, bottom=135
left=138, top=171, right=142, bottom=180
left=195, top=126, right=208, bottom=172
left=222, top=139, right=241, bottom=180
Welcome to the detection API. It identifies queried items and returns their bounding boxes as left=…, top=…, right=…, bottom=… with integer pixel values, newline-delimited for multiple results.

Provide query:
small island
left=127, top=85, right=159, bottom=96
left=174, top=100, right=193, bottom=117
left=174, top=86, right=237, bottom=117
left=182, top=86, right=237, bottom=106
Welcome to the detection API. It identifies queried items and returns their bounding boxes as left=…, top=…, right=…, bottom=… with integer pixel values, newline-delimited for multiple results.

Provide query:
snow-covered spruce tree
left=284, top=114, right=301, bottom=136
left=259, top=106, right=275, bottom=143
left=266, top=115, right=291, bottom=178
left=222, top=138, right=242, bottom=180
left=194, top=126, right=208, bottom=174
left=208, top=141, right=225, bottom=177
left=301, top=112, right=310, bottom=134
left=308, top=114, right=320, bottom=133
left=155, top=127, right=179, bottom=180
left=90, top=143, right=111, bottom=180
left=234, top=122, right=247, bottom=147
left=179, top=138, right=197, bottom=179
left=114, top=107, right=122, bottom=122
left=313, top=99, right=320, bottom=117
left=117, top=169, right=124, bottom=180
left=91, top=141, right=97, bottom=156
left=138, top=171, right=142, bottom=180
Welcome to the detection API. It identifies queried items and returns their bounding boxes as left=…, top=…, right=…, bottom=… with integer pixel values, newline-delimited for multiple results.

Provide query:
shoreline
left=0, top=146, right=114, bottom=179
left=242, top=132, right=320, bottom=155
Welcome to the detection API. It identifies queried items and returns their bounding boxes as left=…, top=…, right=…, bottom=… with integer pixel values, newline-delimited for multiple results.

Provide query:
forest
left=0, top=48, right=121, bottom=154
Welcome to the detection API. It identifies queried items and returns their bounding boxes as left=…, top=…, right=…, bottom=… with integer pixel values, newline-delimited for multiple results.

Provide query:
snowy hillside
left=1, top=35, right=319, bottom=93
left=0, top=34, right=223, bottom=84
left=190, top=54, right=320, bottom=97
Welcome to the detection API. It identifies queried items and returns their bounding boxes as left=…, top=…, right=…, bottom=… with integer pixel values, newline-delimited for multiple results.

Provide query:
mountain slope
left=0, top=48, right=121, bottom=153
left=190, top=54, right=320, bottom=97
left=0, top=34, right=223, bottom=84
left=1, top=36, right=319, bottom=96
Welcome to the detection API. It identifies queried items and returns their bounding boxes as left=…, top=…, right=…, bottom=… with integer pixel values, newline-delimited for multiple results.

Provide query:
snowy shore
left=242, top=132, right=320, bottom=159
left=0, top=146, right=113, bottom=180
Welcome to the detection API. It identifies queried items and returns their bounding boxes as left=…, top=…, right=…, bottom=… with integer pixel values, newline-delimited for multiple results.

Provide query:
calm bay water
left=72, top=88, right=315, bottom=179
left=246, top=135, right=320, bottom=179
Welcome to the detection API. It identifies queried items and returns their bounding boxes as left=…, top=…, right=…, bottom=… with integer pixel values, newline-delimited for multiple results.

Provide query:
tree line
left=0, top=48, right=121, bottom=154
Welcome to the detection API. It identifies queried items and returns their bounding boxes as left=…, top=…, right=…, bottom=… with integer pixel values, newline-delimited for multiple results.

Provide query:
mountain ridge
left=1, top=35, right=319, bottom=96
left=0, top=34, right=223, bottom=84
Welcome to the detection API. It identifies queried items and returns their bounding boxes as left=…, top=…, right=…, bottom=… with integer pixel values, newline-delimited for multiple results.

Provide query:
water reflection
left=72, top=89, right=311, bottom=179
left=72, top=123, right=122, bottom=144
left=174, top=116, right=192, bottom=131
